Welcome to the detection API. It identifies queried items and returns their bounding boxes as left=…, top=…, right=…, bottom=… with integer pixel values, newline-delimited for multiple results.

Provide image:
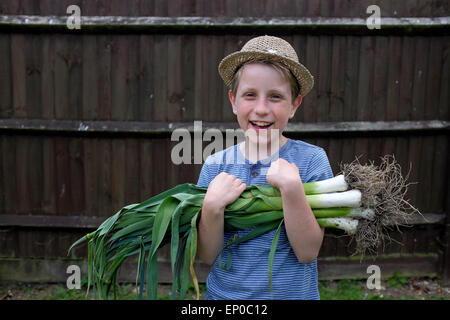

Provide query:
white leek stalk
left=303, top=174, right=349, bottom=194
left=317, top=217, right=359, bottom=235
left=313, top=207, right=375, bottom=220
left=306, top=189, right=362, bottom=208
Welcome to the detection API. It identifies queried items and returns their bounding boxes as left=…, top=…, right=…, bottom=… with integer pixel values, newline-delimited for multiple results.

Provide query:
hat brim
left=218, top=51, right=314, bottom=97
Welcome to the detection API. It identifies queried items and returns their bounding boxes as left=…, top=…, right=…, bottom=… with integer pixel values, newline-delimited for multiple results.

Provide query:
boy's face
left=229, top=62, right=302, bottom=149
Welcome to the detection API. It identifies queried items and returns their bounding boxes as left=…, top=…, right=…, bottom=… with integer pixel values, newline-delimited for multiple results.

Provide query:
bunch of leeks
left=68, top=156, right=417, bottom=300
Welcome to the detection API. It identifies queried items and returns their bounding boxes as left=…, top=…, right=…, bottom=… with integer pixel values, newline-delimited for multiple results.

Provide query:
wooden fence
left=0, top=0, right=449, bottom=285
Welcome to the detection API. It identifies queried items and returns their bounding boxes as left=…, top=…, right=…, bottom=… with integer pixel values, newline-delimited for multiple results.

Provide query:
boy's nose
left=254, top=99, right=270, bottom=115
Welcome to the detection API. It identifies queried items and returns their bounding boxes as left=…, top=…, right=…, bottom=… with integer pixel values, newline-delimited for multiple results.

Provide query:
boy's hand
left=266, top=158, right=302, bottom=191
left=203, top=172, right=246, bottom=215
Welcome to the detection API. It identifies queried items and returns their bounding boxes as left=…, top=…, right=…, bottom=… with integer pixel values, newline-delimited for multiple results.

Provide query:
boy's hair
left=229, top=59, right=302, bottom=103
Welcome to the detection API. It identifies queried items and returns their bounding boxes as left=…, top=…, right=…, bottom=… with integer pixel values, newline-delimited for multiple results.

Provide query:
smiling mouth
left=249, top=120, right=274, bottom=129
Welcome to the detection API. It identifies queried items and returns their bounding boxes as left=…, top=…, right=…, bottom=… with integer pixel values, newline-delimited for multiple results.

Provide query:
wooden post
left=440, top=176, right=450, bottom=284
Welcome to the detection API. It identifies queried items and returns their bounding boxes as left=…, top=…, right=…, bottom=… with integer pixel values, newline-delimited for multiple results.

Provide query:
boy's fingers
left=235, top=179, right=245, bottom=188
left=238, top=183, right=247, bottom=194
left=268, top=159, right=281, bottom=175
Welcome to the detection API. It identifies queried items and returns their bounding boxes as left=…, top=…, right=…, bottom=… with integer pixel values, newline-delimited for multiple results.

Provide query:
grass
left=318, top=275, right=449, bottom=300
left=1, top=275, right=448, bottom=300
left=0, top=281, right=205, bottom=300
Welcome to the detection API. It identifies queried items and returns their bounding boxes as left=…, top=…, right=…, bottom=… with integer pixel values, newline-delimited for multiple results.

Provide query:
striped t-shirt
left=196, top=138, right=333, bottom=300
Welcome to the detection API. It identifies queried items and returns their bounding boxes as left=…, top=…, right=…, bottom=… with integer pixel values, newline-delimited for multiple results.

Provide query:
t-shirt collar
left=236, top=138, right=292, bottom=167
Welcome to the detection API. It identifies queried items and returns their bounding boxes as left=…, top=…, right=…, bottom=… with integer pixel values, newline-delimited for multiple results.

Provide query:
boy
left=196, top=35, right=333, bottom=299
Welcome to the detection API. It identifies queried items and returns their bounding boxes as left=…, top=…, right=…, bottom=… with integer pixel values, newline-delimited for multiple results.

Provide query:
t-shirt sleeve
left=305, top=148, right=334, bottom=183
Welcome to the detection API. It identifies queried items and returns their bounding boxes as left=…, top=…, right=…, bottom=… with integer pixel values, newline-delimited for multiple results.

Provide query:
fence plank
left=111, top=36, right=128, bottom=120
left=442, top=174, right=450, bottom=284
left=412, top=37, right=429, bottom=121
left=1, top=119, right=448, bottom=135
left=83, top=138, right=99, bottom=217
left=27, top=37, right=45, bottom=114
left=42, top=137, right=56, bottom=214
left=372, top=36, right=389, bottom=121
left=317, top=35, right=332, bottom=123
left=0, top=34, right=11, bottom=117
left=111, top=138, right=126, bottom=213
left=139, top=139, right=154, bottom=200
left=10, top=34, right=26, bottom=118
left=98, top=139, right=112, bottom=217
left=329, top=36, right=346, bottom=122
left=68, top=34, right=83, bottom=120
left=357, top=36, right=375, bottom=122
left=28, top=137, right=43, bottom=213
left=55, top=137, right=73, bottom=214
left=303, top=35, right=319, bottom=122
left=41, top=34, right=55, bottom=119
left=16, top=136, right=29, bottom=214
left=139, top=34, right=154, bottom=121
left=153, top=35, right=168, bottom=121
left=386, top=36, right=402, bottom=121
left=167, top=35, right=183, bottom=122
left=344, top=36, right=360, bottom=122
left=181, top=34, right=196, bottom=122
left=54, top=35, right=69, bottom=119
left=425, top=37, right=442, bottom=120
left=0, top=253, right=440, bottom=283
left=2, top=0, right=448, bottom=17
left=399, top=36, right=415, bottom=121
left=82, top=35, right=98, bottom=120
left=125, top=139, right=140, bottom=204
left=0, top=138, right=3, bottom=212
left=430, top=135, right=448, bottom=213
left=438, top=38, right=449, bottom=120
left=97, top=34, right=112, bottom=120
left=128, top=35, right=140, bottom=121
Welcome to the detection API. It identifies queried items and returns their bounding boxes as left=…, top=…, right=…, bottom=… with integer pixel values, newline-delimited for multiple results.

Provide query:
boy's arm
left=197, top=200, right=225, bottom=266
left=279, top=179, right=324, bottom=263
left=197, top=172, right=246, bottom=265
left=266, top=159, right=324, bottom=264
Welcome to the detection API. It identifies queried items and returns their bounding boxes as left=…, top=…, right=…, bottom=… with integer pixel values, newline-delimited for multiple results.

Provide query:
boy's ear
left=229, top=90, right=238, bottom=115
left=289, top=95, right=303, bottom=118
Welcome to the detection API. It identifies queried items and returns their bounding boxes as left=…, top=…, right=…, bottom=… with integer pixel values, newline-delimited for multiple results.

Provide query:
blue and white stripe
left=197, top=138, right=333, bottom=300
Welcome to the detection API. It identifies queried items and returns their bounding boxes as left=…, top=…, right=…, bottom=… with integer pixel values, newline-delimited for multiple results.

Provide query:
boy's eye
left=271, top=94, right=282, bottom=100
left=245, top=92, right=255, bottom=97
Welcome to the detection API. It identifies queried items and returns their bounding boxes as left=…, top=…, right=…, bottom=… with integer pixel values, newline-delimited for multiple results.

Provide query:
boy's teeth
left=252, top=121, right=272, bottom=126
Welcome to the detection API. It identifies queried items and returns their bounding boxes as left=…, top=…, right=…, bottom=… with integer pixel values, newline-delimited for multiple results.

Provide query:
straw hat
left=218, top=35, right=314, bottom=97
